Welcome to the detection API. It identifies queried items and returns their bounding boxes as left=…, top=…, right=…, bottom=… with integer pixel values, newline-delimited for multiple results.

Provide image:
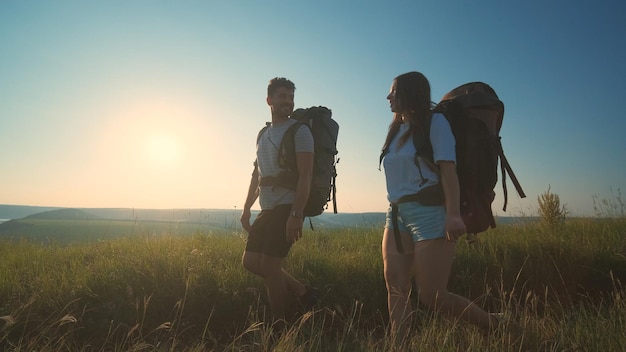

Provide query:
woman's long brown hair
left=381, top=71, right=433, bottom=154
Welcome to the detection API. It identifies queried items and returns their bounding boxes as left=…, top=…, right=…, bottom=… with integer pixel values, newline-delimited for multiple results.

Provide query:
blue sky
left=1, top=1, right=625, bottom=217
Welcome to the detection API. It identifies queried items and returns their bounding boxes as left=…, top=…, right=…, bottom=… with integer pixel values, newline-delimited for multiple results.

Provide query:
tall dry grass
left=1, top=217, right=625, bottom=351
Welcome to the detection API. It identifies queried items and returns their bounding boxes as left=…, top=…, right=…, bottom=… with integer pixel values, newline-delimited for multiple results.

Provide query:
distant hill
left=0, top=205, right=386, bottom=242
left=0, top=205, right=60, bottom=220
left=0, top=204, right=528, bottom=244
left=24, top=208, right=101, bottom=220
left=0, top=205, right=383, bottom=227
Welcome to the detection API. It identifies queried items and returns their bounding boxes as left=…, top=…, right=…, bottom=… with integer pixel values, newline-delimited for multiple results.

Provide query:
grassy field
left=0, top=217, right=224, bottom=244
left=1, top=217, right=625, bottom=351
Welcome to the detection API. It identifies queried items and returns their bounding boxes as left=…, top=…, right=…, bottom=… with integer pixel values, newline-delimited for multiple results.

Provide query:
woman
left=380, top=71, right=498, bottom=338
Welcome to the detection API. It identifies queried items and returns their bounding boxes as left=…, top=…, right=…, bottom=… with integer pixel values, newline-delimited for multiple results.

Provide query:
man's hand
left=286, top=216, right=303, bottom=243
left=240, top=209, right=252, bottom=233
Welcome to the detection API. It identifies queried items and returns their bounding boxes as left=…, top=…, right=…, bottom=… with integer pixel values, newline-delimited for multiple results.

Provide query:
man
left=240, top=77, right=318, bottom=321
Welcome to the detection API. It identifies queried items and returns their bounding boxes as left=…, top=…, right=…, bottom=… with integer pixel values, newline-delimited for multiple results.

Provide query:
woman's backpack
left=429, top=82, right=526, bottom=234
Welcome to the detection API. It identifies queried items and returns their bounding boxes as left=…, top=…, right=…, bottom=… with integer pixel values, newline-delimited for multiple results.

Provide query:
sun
left=144, top=132, right=181, bottom=167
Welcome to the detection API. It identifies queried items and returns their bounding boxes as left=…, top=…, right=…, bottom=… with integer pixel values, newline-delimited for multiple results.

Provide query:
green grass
left=0, top=218, right=224, bottom=244
left=1, top=218, right=625, bottom=351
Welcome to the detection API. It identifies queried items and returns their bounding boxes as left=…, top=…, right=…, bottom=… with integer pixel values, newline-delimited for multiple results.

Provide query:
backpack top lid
left=441, top=82, right=499, bottom=102
left=440, top=82, right=504, bottom=135
left=290, top=106, right=332, bottom=121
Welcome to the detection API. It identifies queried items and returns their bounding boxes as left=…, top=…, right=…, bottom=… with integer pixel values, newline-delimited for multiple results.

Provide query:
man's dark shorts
left=245, top=204, right=293, bottom=258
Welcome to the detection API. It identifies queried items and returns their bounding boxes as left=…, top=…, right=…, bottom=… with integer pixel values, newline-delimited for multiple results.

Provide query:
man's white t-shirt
left=256, top=119, right=314, bottom=209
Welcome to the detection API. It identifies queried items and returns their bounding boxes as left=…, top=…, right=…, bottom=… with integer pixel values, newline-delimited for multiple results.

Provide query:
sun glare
left=89, top=93, right=232, bottom=208
left=103, top=98, right=199, bottom=170
left=145, top=132, right=181, bottom=166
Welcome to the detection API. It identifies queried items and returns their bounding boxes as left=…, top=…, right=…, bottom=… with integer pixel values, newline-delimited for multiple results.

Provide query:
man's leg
left=242, top=205, right=312, bottom=319
left=283, top=269, right=307, bottom=297
left=242, top=250, right=263, bottom=276
left=260, top=254, right=290, bottom=320
left=243, top=251, right=306, bottom=296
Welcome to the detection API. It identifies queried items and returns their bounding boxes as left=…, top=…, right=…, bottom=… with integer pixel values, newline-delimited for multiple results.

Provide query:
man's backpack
left=382, top=82, right=526, bottom=250
left=257, top=106, right=339, bottom=217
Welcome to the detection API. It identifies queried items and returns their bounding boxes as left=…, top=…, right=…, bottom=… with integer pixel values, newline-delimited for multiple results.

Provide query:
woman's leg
left=382, top=227, right=415, bottom=337
left=413, top=238, right=497, bottom=331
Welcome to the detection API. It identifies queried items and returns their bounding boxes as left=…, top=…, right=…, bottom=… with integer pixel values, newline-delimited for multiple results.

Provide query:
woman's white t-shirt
left=382, top=113, right=456, bottom=203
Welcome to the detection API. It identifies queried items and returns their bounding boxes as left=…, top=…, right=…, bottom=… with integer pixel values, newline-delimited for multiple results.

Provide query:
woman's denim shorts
left=385, top=202, right=446, bottom=242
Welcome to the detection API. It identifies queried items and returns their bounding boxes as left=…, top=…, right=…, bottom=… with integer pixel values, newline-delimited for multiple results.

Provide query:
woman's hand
left=445, top=215, right=466, bottom=242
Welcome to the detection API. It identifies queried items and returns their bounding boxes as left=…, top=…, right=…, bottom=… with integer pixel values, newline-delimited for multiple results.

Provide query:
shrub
left=538, top=186, right=568, bottom=228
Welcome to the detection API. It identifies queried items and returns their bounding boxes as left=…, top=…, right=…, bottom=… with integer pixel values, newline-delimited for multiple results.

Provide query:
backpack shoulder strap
left=412, top=113, right=440, bottom=185
left=253, top=123, right=272, bottom=174
left=412, top=112, right=434, bottom=160
left=256, top=122, right=271, bottom=144
left=278, top=120, right=311, bottom=172
left=378, top=113, right=435, bottom=170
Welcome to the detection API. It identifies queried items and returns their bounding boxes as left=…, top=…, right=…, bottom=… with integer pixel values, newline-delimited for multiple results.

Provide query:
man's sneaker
left=299, top=286, right=320, bottom=311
